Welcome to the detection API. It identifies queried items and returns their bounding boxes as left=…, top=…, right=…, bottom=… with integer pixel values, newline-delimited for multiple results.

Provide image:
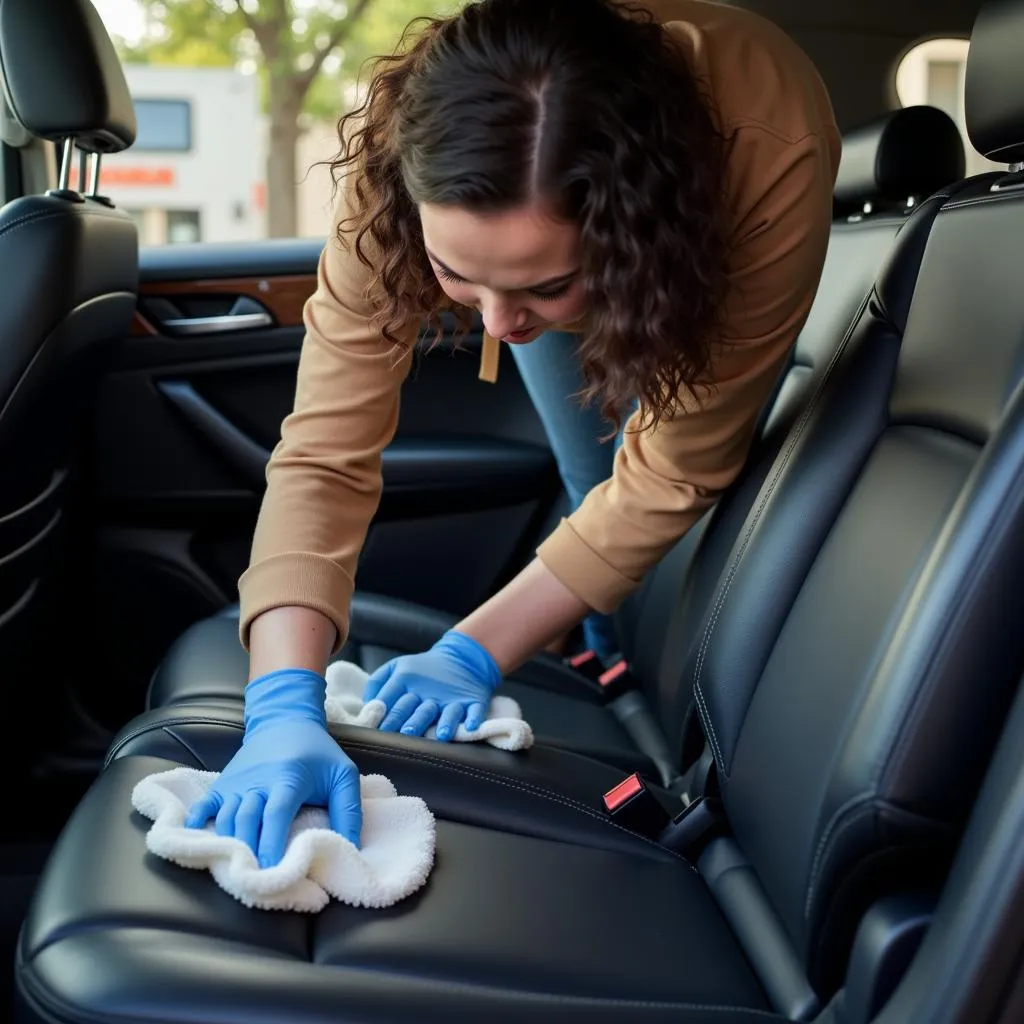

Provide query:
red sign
left=68, top=166, right=177, bottom=189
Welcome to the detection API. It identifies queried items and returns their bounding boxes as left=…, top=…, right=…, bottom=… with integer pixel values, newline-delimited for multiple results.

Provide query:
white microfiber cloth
left=131, top=767, right=435, bottom=913
left=324, top=659, right=534, bottom=751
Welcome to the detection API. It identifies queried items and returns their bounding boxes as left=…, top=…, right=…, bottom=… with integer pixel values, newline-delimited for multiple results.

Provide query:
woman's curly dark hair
left=332, top=0, right=729, bottom=430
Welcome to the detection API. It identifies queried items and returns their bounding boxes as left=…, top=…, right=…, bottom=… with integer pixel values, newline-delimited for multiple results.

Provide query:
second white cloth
left=324, top=660, right=534, bottom=751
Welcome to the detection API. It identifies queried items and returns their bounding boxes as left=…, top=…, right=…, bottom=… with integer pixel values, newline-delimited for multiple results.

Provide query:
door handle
left=161, top=311, right=274, bottom=336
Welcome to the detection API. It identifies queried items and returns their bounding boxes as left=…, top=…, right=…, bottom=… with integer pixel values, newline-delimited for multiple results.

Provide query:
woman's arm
left=456, top=558, right=592, bottom=675
left=248, top=606, right=337, bottom=682
left=237, top=167, right=417, bottom=659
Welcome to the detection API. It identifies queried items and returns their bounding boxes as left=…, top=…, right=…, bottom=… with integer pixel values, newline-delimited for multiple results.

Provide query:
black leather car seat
left=15, top=4, right=1024, bottom=1018
left=147, top=106, right=966, bottom=781
left=0, top=0, right=138, bottom=710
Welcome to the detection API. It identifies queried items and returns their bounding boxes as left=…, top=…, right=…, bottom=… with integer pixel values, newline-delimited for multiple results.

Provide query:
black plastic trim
left=156, top=379, right=554, bottom=496
left=140, top=238, right=325, bottom=281
left=700, top=838, right=819, bottom=1020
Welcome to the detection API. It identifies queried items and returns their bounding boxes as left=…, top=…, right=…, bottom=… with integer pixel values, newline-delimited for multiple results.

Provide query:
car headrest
left=0, top=0, right=136, bottom=154
left=965, top=0, right=1024, bottom=165
left=834, top=105, right=966, bottom=208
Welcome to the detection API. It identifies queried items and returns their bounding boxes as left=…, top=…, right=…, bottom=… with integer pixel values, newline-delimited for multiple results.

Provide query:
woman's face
left=418, top=199, right=587, bottom=345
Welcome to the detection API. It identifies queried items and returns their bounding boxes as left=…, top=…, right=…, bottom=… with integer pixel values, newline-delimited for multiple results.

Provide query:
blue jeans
left=510, top=330, right=626, bottom=659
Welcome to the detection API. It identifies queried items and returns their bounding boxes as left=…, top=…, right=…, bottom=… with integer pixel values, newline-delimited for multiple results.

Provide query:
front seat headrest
left=833, top=105, right=966, bottom=208
left=0, top=0, right=136, bottom=154
left=965, top=0, right=1024, bottom=165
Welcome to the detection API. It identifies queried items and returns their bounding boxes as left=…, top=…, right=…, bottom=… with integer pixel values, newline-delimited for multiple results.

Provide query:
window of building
left=92, top=0, right=465, bottom=245
left=895, top=39, right=1006, bottom=175
left=166, top=209, right=202, bottom=244
left=133, top=99, right=192, bottom=153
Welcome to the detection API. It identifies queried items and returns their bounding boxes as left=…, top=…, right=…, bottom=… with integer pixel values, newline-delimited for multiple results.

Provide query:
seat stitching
left=688, top=188, right=954, bottom=777
left=943, top=192, right=1024, bottom=211
left=105, top=715, right=245, bottom=767
left=337, top=739, right=698, bottom=869
left=690, top=296, right=863, bottom=778
left=0, top=210, right=68, bottom=239
left=692, top=681, right=725, bottom=768
left=0, top=206, right=117, bottom=242
left=356, top=986, right=780, bottom=1015
left=883, top=464, right=1024, bottom=789
left=109, top=716, right=695, bottom=870
left=160, top=725, right=207, bottom=769
left=19, top=948, right=778, bottom=1018
left=803, top=792, right=875, bottom=919
left=804, top=797, right=945, bottom=921
left=807, top=421, right=1024, bottom=917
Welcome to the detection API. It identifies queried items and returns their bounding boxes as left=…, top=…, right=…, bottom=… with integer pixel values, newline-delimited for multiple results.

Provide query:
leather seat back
left=620, top=107, right=966, bottom=748
left=689, top=6, right=1024, bottom=994
left=0, top=0, right=138, bottom=686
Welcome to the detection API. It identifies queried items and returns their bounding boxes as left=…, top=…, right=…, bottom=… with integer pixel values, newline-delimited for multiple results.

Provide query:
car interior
left=2, top=0, right=1024, bottom=1020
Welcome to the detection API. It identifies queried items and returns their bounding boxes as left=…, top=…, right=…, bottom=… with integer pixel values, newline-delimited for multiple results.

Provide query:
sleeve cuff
left=536, top=519, right=641, bottom=615
left=237, top=552, right=354, bottom=654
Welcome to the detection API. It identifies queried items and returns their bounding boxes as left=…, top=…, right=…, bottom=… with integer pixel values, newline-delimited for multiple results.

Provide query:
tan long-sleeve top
left=237, top=0, right=841, bottom=652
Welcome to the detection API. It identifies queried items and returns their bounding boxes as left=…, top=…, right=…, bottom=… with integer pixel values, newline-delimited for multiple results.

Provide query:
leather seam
left=691, top=288, right=864, bottom=779
left=943, top=192, right=1024, bottom=211
left=882, top=455, right=1024, bottom=788
left=0, top=209, right=69, bottom=239
left=0, top=205, right=115, bottom=241
left=804, top=792, right=875, bottom=919
left=17, top=948, right=779, bottom=1019
left=804, top=797, right=942, bottom=920
left=108, top=717, right=693, bottom=869
left=160, top=725, right=206, bottom=769
left=691, top=188, right=951, bottom=781
left=340, top=739, right=698, bottom=869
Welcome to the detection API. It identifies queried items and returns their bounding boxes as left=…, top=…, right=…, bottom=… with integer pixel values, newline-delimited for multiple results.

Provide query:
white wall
left=96, top=66, right=265, bottom=244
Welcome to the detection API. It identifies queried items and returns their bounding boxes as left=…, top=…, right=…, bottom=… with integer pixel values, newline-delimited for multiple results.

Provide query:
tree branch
left=230, top=0, right=279, bottom=60
left=296, top=0, right=375, bottom=94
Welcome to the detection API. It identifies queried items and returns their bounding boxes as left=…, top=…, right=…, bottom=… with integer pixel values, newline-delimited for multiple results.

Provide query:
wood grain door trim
left=132, top=274, right=316, bottom=335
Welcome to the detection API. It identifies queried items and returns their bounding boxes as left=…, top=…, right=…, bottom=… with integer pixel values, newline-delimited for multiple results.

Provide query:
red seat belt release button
left=601, top=772, right=669, bottom=836
left=565, top=649, right=605, bottom=682
left=597, top=658, right=633, bottom=699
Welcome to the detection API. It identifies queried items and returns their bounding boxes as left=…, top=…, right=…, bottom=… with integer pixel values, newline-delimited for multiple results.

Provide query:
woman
left=185, top=0, right=839, bottom=867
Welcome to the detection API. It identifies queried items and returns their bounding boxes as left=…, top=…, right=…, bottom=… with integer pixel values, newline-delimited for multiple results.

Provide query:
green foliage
left=114, top=0, right=465, bottom=119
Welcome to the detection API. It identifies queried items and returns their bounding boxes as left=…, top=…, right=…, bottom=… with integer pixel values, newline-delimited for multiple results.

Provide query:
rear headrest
left=834, top=106, right=965, bottom=207
left=965, top=0, right=1024, bottom=165
left=0, top=0, right=136, bottom=154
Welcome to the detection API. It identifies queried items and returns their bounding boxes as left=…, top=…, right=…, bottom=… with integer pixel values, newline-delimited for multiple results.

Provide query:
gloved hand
left=184, top=668, right=362, bottom=868
left=363, top=630, right=502, bottom=741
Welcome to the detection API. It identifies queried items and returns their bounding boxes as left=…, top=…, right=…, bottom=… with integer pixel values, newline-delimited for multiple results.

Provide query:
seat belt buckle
left=601, top=772, right=670, bottom=836
left=602, top=771, right=725, bottom=857
left=597, top=658, right=634, bottom=700
left=564, top=649, right=606, bottom=683
left=657, top=796, right=724, bottom=857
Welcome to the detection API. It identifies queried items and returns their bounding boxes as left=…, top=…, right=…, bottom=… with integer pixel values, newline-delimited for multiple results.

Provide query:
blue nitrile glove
left=363, top=630, right=502, bottom=742
left=184, top=668, right=362, bottom=868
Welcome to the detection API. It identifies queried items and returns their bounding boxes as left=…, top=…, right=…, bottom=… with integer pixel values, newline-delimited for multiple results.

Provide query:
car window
left=895, top=38, right=1007, bottom=174
left=88, top=0, right=463, bottom=245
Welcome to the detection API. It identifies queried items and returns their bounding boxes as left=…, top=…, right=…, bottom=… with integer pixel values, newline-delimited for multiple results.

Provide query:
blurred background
left=86, top=0, right=990, bottom=248
left=88, top=0, right=461, bottom=245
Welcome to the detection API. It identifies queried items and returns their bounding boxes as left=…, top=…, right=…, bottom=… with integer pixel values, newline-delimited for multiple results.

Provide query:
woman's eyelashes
left=435, top=264, right=574, bottom=301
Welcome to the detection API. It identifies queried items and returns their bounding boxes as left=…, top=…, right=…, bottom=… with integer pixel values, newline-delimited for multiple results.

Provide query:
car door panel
left=84, top=240, right=562, bottom=724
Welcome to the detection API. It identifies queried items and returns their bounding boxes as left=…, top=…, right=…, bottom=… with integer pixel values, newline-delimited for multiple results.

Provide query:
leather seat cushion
left=149, top=593, right=653, bottom=775
left=17, top=720, right=776, bottom=1024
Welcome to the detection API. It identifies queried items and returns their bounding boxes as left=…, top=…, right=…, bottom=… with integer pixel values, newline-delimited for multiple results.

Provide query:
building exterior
left=74, top=65, right=266, bottom=245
